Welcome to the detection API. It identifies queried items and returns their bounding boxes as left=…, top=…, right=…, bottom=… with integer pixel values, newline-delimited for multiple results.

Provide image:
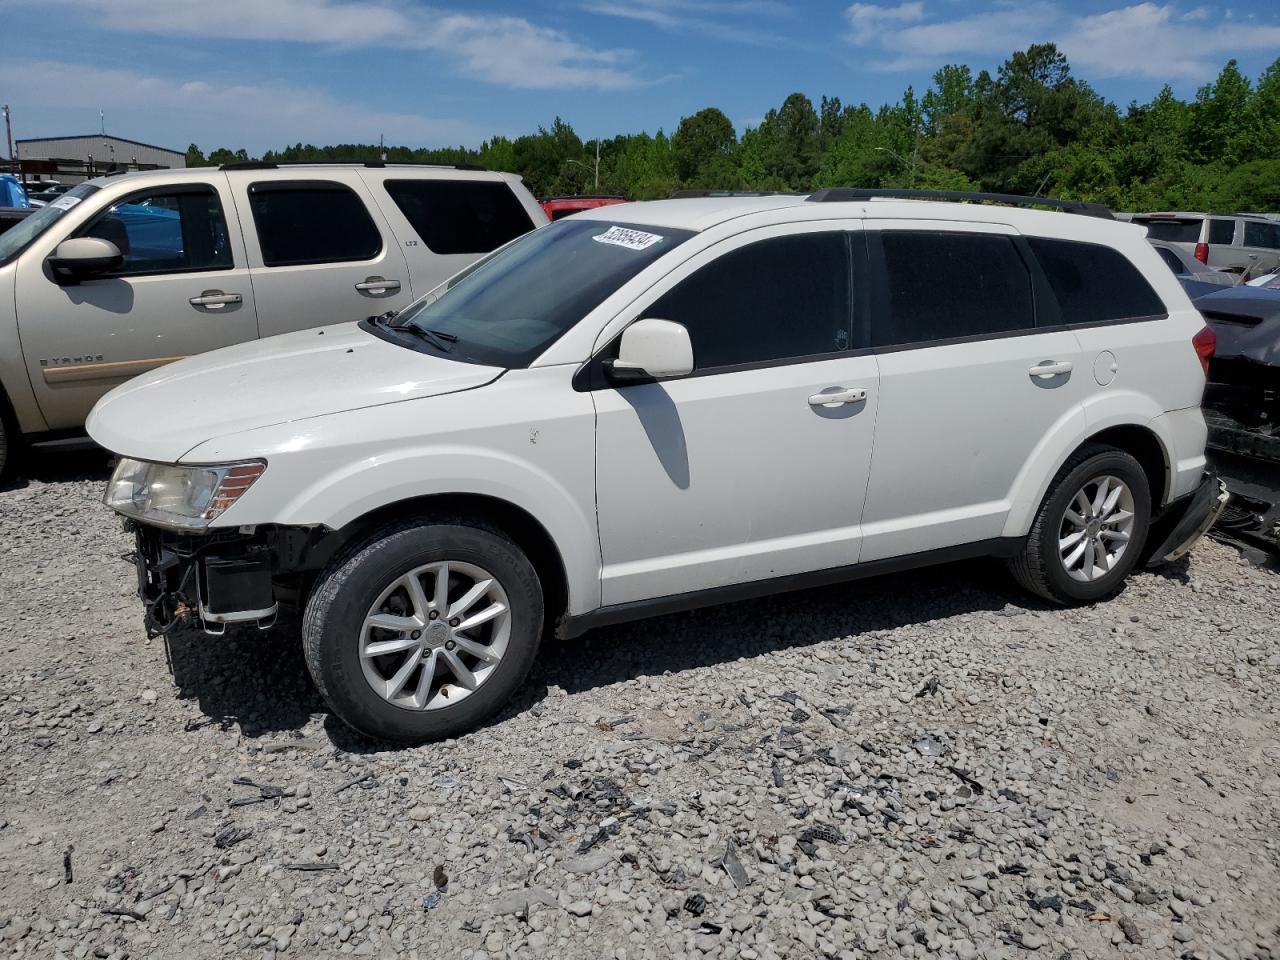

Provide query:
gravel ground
left=1, top=452, right=1278, bottom=960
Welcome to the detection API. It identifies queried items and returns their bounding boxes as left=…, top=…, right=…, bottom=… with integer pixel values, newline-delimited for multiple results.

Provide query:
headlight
left=104, top=458, right=266, bottom=531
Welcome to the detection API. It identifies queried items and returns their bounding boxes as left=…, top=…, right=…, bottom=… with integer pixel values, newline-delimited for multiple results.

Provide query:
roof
left=16, top=134, right=184, bottom=156
left=571, top=193, right=1141, bottom=237
left=1134, top=211, right=1274, bottom=221
left=81, top=163, right=517, bottom=190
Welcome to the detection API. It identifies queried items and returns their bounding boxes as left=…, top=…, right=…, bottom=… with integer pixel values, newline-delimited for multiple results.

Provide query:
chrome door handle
left=1029, top=360, right=1073, bottom=379
left=808, top=387, right=868, bottom=407
left=354, top=276, right=401, bottom=293
left=189, top=290, right=242, bottom=309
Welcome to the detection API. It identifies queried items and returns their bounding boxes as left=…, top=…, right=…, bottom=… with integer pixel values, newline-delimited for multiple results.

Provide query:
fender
left=1001, top=389, right=1174, bottom=539
left=0, top=262, right=50, bottom=434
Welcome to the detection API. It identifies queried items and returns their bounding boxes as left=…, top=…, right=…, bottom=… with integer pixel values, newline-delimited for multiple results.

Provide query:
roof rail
left=218, top=160, right=488, bottom=172
left=669, top=189, right=797, bottom=199
left=806, top=187, right=1115, bottom=220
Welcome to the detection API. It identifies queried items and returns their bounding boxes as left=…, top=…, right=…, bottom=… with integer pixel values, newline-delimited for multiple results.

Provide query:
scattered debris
left=185, top=804, right=207, bottom=820
left=101, top=907, right=146, bottom=922
left=720, top=840, right=749, bottom=889
left=912, top=735, right=948, bottom=757
left=333, top=773, right=375, bottom=794
left=683, top=894, right=707, bottom=917
left=421, top=892, right=443, bottom=912
left=62, top=846, right=73, bottom=885
left=499, top=776, right=529, bottom=793
left=915, top=677, right=940, bottom=698
left=947, top=765, right=986, bottom=794
left=213, top=825, right=251, bottom=850
left=433, top=865, right=449, bottom=891
left=283, top=863, right=339, bottom=872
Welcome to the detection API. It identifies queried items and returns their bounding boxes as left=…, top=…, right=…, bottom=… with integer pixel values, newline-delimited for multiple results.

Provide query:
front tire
left=1010, top=444, right=1152, bottom=604
left=303, top=519, right=543, bottom=743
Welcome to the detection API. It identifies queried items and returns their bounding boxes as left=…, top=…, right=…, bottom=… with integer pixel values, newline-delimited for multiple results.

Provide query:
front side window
left=872, top=231, right=1034, bottom=347
left=1243, top=220, right=1280, bottom=249
left=1028, top=237, right=1165, bottom=324
left=79, top=187, right=232, bottom=276
left=248, top=181, right=381, bottom=267
left=646, top=232, right=852, bottom=370
left=1208, top=218, right=1236, bottom=245
left=383, top=179, right=534, bottom=255
left=393, top=219, right=693, bottom=367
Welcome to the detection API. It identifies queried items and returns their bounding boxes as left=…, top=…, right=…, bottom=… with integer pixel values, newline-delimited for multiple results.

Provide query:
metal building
left=14, top=134, right=185, bottom=183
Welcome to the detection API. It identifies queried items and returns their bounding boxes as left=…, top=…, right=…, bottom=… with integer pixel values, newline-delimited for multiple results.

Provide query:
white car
left=89, top=189, right=1227, bottom=743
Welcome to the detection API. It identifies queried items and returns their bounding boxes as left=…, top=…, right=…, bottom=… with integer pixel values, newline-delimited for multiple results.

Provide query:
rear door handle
left=809, top=387, right=868, bottom=407
left=189, top=290, right=242, bottom=309
left=354, top=276, right=401, bottom=293
left=1029, top=360, right=1073, bottom=379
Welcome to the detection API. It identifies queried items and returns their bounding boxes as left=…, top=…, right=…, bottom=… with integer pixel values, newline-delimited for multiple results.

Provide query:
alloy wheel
left=359, top=561, right=511, bottom=710
left=1057, top=474, right=1136, bottom=583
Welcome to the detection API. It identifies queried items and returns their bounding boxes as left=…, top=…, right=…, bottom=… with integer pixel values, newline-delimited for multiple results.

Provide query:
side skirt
left=560, top=537, right=1023, bottom=639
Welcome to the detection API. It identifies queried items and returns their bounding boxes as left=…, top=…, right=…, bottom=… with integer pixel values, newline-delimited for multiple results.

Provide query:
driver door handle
left=355, top=276, right=401, bottom=293
left=1029, top=360, right=1073, bottom=379
left=809, top=387, right=868, bottom=407
left=189, top=290, right=242, bottom=309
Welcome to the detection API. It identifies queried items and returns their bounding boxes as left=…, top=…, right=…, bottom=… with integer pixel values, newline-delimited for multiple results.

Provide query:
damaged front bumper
left=1145, top=471, right=1230, bottom=567
left=127, top=521, right=325, bottom=637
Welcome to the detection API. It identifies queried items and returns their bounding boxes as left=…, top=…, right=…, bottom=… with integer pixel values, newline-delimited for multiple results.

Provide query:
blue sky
left=2, top=0, right=1278, bottom=154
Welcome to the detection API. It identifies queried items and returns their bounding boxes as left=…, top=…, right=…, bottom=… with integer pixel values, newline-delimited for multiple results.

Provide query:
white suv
left=89, top=189, right=1226, bottom=743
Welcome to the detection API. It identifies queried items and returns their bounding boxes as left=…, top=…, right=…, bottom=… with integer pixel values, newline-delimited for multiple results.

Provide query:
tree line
left=186, top=44, right=1280, bottom=211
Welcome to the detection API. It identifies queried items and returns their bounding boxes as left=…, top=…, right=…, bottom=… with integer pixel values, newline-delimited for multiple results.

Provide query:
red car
left=540, top=195, right=628, bottom=221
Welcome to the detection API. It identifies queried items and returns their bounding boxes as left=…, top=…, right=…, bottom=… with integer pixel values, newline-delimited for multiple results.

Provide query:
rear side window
left=647, top=232, right=852, bottom=370
left=1244, top=220, right=1280, bottom=249
left=81, top=187, right=231, bottom=276
left=249, top=181, right=381, bottom=266
left=383, top=179, right=533, bottom=254
left=1137, top=218, right=1201, bottom=243
left=1154, top=246, right=1185, bottom=274
left=1028, top=238, right=1165, bottom=324
left=1208, top=219, right=1236, bottom=245
left=872, top=231, right=1034, bottom=347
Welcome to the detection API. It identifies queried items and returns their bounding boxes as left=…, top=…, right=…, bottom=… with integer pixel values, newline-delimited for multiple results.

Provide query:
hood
left=87, top=322, right=503, bottom=463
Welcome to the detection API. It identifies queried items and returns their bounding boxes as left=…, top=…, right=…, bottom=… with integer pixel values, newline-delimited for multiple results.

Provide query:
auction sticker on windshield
left=593, top=226, right=664, bottom=251
left=49, top=195, right=83, bottom=212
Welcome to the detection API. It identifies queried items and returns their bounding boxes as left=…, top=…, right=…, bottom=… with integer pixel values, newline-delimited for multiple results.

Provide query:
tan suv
left=0, top=163, right=547, bottom=476
left=1133, top=212, right=1280, bottom=277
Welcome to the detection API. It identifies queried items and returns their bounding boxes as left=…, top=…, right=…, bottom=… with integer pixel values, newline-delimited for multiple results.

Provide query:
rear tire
left=0, top=408, right=18, bottom=482
left=1009, top=444, right=1152, bottom=604
left=303, top=519, right=543, bottom=743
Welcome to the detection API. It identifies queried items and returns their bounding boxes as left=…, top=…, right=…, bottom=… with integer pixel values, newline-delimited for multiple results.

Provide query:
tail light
left=1193, top=241, right=1209, bottom=264
left=1192, top=324, right=1216, bottom=378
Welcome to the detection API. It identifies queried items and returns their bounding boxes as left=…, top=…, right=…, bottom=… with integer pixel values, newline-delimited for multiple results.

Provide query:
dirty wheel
left=1009, top=444, right=1151, bottom=604
left=303, top=519, right=543, bottom=743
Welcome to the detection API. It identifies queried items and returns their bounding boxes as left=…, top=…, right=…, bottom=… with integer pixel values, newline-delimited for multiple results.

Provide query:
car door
left=366, top=172, right=541, bottom=295
left=14, top=176, right=259, bottom=430
left=1242, top=220, right=1280, bottom=274
left=228, top=170, right=413, bottom=339
left=592, top=224, right=880, bottom=606
left=858, top=222, right=1089, bottom=562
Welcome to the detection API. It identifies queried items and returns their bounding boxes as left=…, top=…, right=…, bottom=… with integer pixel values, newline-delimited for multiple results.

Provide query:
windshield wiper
left=404, top=326, right=455, bottom=353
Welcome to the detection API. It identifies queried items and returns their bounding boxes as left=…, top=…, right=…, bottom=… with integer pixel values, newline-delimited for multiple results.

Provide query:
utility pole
left=379, top=133, right=386, bottom=162
left=592, top=138, right=600, bottom=191
left=3, top=105, right=14, bottom=178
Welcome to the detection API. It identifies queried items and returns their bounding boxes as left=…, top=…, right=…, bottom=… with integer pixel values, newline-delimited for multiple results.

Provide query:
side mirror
left=47, top=237, right=124, bottom=285
left=607, top=318, right=694, bottom=382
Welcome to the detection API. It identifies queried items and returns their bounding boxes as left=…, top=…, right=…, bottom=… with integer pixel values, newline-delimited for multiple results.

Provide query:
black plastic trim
left=561, top=537, right=1023, bottom=637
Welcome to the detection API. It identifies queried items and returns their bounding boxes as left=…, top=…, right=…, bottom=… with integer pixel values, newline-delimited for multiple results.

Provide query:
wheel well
left=1084, top=425, right=1169, bottom=505
left=338, top=494, right=570, bottom=632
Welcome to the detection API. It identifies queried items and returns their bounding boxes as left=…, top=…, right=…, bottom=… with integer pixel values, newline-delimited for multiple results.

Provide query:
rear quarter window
left=383, top=179, right=534, bottom=255
left=1208, top=219, right=1236, bottom=245
left=1028, top=237, right=1166, bottom=325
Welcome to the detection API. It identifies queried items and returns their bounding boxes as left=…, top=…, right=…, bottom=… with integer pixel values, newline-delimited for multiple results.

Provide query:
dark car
left=0, top=206, right=35, bottom=236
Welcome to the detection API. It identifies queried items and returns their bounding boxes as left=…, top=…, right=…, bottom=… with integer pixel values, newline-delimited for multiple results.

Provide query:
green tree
left=184, top=144, right=207, bottom=167
left=672, top=107, right=737, bottom=185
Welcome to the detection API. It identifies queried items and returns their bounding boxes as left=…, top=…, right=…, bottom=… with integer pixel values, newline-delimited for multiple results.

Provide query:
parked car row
left=0, top=162, right=547, bottom=474
left=1133, top=211, right=1280, bottom=276
left=84, top=186, right=1226, bottom=742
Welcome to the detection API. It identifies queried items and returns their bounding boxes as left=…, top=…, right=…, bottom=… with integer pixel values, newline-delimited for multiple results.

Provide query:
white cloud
left=6, top=0, right=643, bottom=90
left=0, top=60, right=497, bottom=149
left=842, top=1, right=1280, bottom=82
left=583, top=0, right=794, bottom=45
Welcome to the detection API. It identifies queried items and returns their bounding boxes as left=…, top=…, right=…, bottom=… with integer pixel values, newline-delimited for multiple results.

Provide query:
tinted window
left=82, top=188, right=231, bottom=275
left=1244, top=220, right=1280, bottom=249
left=873, top=232, right=1033, bottom=347
left=1028, top=237, right=1165, bottom=324
left=249, top=181, right=381, bottom=266
left=395, top=219, right=693, bottom=367
left=1154, top=246, right=1185, bottom=274
left=1136, top=217, right=1201, bottom=243
left=647, top=232, right=852, bottom=370
left=384, top=179, right=533, bottom=255
left=1208, top=219, right=1236, bottom=245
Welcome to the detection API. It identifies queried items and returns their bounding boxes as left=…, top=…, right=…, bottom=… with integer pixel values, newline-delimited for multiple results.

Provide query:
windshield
left=0, top=182, right=100, bottom=266
left=394, top=219, right=694, bottom=366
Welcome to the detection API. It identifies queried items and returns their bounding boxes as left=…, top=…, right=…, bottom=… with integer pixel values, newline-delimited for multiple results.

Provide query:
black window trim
left=68, top=182, right=234, bottom=280
left=247, top=179, right=384, bottom=268
left=574, top=228, right=863, bottom=392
